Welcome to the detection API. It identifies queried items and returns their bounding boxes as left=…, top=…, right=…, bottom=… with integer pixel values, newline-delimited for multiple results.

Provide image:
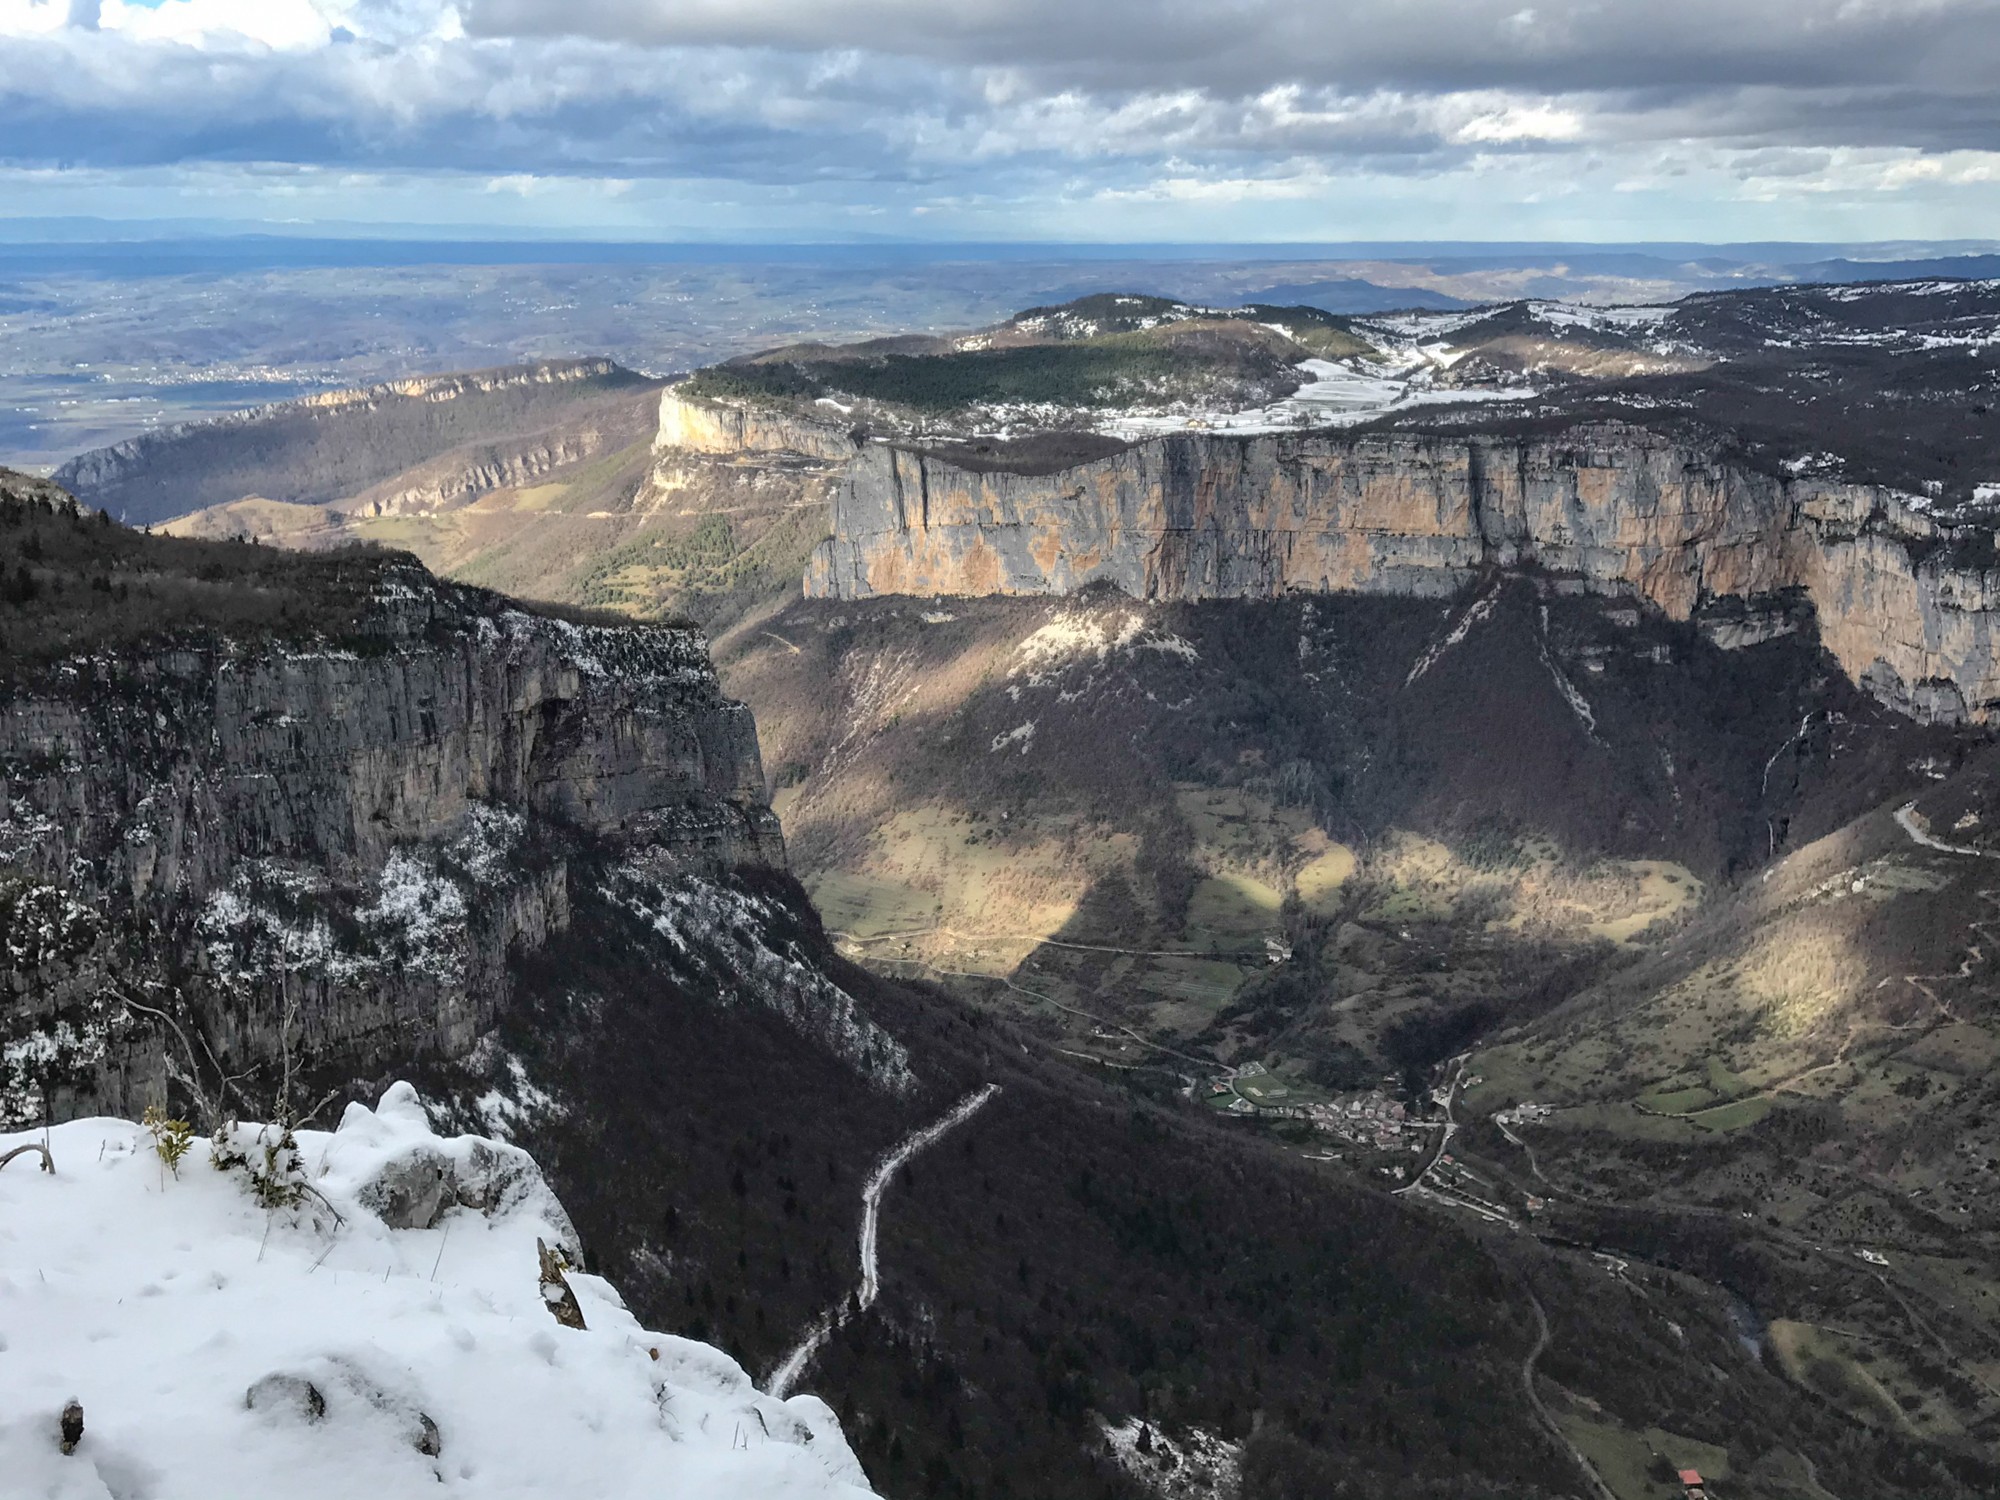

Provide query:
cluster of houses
left=1204, top=1070, right=1438, bottom=1154
left=1304, top=1090, right=1424, bottom=1152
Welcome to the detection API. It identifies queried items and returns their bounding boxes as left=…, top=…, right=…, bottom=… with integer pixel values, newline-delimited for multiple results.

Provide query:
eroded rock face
left=0, top=562, right=785, bottom=1122
left=804, top=422, right=2000, bottom=723
left=656, top=390, right=861, bottom=466
left=54, top=360, right=653, bottom=526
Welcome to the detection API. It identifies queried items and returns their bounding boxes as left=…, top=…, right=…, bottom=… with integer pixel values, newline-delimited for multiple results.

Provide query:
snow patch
left=199, top=868, right=358, bottom=985
left=358, top=851, right=469, bottom=981
left=1101, top=1417, right=1242, bottom=1500
left=0, top=1089, right=877, bottom=1500
left=474, top=1054, right=563, bottom=1142
left=990, top=722, right=1036, bottom=754
left=1100, top=355, right=1534, bottom=440
left=599, top=869, right=915, bottom=1094
left=1537, top=608, right=1599, bottom=741
left=0, top=797, right=60, bottom=865
left=1014, top=610, right=1199, bottom=688
left=1405, top=590, right=1497, bottom=687
left=447, top=804, right=527, bottom=886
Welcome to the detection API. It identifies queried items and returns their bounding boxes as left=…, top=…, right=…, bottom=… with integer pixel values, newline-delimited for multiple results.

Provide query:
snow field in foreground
left=0, top=1083, right=876, bottom=1500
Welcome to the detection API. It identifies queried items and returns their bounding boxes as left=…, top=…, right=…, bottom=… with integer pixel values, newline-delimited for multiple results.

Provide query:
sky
left=0, top=0, right=1997, bottom=241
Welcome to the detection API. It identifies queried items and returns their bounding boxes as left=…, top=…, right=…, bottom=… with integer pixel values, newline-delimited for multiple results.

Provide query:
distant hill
left=1792, top=254, right=2000, bottom=284
left=55, top=359, right=660, bottom=527
left=686, top=294, right=1377, bottom=429
left=1239, top=278, right=1474, bottom=312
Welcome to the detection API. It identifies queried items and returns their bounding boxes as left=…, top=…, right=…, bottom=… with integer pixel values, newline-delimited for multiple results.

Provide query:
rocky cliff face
left=350, top=397, right=659, bottom=519
left=59, top=360, right=634, bottom=494
left=657, top=388, right=861, bottom=466
left=54, top=360, right=658, bottom=526
left=0, top=547, right=911, bottom=1127
left=804, top=422, right=2000, bottom=723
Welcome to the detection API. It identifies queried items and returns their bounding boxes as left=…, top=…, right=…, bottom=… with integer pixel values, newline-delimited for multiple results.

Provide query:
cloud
left=100, top=0, right=334, bottom=51
left=463, top=0, right=2000, bottom=105
left=0, top=0, right=1994, bottom=235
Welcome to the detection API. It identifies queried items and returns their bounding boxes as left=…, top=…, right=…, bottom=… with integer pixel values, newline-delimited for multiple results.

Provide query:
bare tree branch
left=0, top=1142, right=54, bottom=1175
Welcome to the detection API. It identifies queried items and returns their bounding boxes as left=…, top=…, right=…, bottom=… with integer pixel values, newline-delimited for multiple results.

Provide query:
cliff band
left=0, top=544, right=802, bottom=1123
left=782, top=417, right=2000, bottom=724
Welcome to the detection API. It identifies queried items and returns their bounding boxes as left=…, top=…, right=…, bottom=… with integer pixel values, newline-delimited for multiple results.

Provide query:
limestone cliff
left=350, top=395, right=659, bottom=518
left=55, top=360, right=658, bottom=527
left=656, top=388, right=861, bottom=466
left=804, top=423, right=2000, bottom=723
left=0, top=550, right=823, bottom=1125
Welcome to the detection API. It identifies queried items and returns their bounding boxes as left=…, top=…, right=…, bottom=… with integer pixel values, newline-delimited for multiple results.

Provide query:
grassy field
left=1589, top=861, right=1704, bottom=942
left=1295, top=841, right=1358, bottom=913
left=807, top=870, right=941, bottom=941
left=1637, top=1056, right=1754, bottom=1115
left=1186, top=872, right=1283, bottom=948
left=797, top=786, right=1324, bottom=1045
left=1769, top=1321, right=1917, bottom=1434
left=1554, top=1410, right=1733, bottom=1500
left=1685, top=1094, right=1775, bottom=1132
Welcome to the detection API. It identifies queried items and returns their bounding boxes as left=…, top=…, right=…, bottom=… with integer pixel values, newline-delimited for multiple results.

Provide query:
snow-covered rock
left=0, top=1084, right=877, bottom=1500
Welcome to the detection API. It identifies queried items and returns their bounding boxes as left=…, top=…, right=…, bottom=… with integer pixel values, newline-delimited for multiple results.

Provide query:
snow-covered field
left=1100, top=354, right=1534, bottom=439
left=1, top=1086, right=876, bottom=1500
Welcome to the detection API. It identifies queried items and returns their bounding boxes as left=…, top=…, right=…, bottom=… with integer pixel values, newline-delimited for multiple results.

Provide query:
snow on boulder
left=0, top=1084, right=878, bottom=1500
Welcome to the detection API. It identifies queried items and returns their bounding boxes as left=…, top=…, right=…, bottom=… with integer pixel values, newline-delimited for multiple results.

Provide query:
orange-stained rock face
left=805, top=423, right=1796, bottom=612
left=791, top=420, right=2000, bottom=725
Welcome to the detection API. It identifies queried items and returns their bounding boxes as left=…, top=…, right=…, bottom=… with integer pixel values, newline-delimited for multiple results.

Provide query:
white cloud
left=1451, top=101, right=1583, bottom=144
left=98, top=0, right=334, bottom=50
left=0, top=0, right=74, bottom=36
left=0, top=0, right=1995, bottom=238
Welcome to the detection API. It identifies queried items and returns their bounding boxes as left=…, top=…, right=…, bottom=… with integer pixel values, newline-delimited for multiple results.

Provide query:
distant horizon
left=3, top=219, right=2000, bottom=259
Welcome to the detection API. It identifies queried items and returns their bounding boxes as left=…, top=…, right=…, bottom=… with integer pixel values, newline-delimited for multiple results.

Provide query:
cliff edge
left=1, top=485, right=914, bottom=1126
left=804, top=422, right=2000, bottom=724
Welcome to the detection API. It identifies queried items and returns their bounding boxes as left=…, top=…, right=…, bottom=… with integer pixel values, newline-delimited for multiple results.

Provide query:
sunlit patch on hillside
left=1293, top=834, right=1357, bottom=914
left=1738, top=915, right=1868, bottom=1037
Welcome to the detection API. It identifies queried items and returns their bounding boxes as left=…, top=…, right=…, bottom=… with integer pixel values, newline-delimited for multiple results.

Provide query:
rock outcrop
left=805, top=422, right=2000, bottom=723
left=0, top=468, right=79, bottom=514
left=656, top=389, right=861, bottom=466
left=1, top=552, right=788, bottom=1123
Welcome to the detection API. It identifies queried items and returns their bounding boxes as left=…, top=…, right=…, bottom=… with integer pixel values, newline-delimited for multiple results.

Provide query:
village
left=1200, top=1061, right=1441, bottom=1157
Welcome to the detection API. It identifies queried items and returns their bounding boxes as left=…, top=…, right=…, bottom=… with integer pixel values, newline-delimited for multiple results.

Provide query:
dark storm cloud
left=463, top=0, right=2000, bottom=147
left=0, top=0, right=1997, bottom=226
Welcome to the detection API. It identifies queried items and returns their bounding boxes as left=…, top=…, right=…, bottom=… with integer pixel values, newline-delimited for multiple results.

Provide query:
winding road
left=1392, top=1054, right=1467, bottom=1197
left=1521, top=1289, right=1620, bottom=1500
left=765, top=1083, right=1000, bottom=1399
left=1894, top=800, right=1999, bottom=859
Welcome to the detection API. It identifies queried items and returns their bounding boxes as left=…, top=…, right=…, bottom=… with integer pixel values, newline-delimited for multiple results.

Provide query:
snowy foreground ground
left=0, top=1084, right=877, bottom=1500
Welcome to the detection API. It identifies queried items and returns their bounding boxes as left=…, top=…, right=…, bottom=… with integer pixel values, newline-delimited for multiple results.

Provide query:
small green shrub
left=143, top=1104, right=195, bottom=1177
